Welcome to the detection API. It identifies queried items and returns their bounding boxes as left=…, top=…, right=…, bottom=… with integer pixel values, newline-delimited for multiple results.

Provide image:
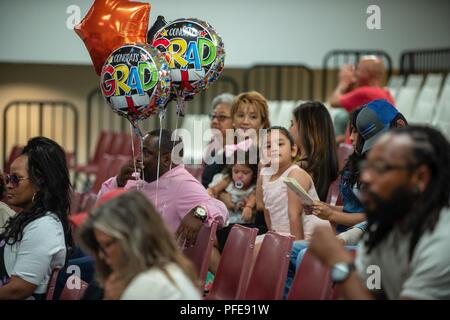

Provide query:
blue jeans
left=284, top=241, right=309, bottom=299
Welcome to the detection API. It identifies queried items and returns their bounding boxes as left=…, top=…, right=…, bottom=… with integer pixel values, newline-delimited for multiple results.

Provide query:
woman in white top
left=79, top=190, right=201, bottom=300
left=0, top=137, right=71, bottom=299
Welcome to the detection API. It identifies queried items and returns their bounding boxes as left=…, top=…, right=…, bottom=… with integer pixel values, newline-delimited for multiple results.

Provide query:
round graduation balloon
left=151, top=18, right=225, bottom=99
left=100, top=44, right=172, bottom=123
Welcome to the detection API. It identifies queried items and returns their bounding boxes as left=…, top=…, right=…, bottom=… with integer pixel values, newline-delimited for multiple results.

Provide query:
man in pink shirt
left=97, top=129, right=228, bottom=246
left=329, top=55, right=395, bottom=113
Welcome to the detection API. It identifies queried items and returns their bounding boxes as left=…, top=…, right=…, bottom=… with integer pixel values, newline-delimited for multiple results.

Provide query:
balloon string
left=155, top=115, right=163, bottom=207
left=129, top=123, right=139, bottom=190
left=140, top=137, right=145, bottom=190
left=129, top=121, right=146, bottom=191
left=169, top=98, right=183, bottom=171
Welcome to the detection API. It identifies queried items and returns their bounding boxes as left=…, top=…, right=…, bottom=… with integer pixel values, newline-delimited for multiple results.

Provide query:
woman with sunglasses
left=78, top=190, right=201, bottom=300
left=0, top=137, right=72, bottom=300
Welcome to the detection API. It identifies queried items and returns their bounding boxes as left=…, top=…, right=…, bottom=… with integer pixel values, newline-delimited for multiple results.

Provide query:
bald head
left=356, top=56, right=385, bottom=86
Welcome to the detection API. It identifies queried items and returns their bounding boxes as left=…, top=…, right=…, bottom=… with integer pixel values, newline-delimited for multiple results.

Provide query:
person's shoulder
left=0, top=201, right=15, bottom=217
left=31, top=212, right=61, bottom=223
left=172, top=165, right=199, bottom=182
left=288, top=165, right=311, bottom=180
left=130, top=267, right=164, bottom=285
left=23, top=212, right=63, bottom=232
left=431, top=206, right=450, bottom=238
left=412, top=206, right=450, bottom=258
left=122, top=264, right=200, bottom=299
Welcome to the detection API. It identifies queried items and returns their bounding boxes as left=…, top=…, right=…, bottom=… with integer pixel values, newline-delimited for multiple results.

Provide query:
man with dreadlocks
left=309, top=125, right=450, bottom=299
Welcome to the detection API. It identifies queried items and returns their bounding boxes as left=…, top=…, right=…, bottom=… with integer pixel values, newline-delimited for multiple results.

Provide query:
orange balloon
left=75, top=0, right=150, bottom=75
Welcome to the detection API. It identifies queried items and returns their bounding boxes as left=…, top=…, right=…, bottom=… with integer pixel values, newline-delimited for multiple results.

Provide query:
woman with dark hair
left=290, top=101, right=339, bottom=201
left=305, top=107, right=367, bottom=237
left=0, top=137, right=72, bottom=299
left=79, top=190, right=201, bottom=300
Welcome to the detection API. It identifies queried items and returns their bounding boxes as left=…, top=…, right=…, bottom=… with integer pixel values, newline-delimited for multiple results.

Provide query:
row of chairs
left=387, top=73, right=450, bottom=135
left=206, top=225, right=292, bottom=300
left=185, top=222, right=342, bottom=300
left=70, top=191, right=97, bottom=214
left=75, top=130, right=140, bottom=178
left=69, top=152, right=130, bottom=215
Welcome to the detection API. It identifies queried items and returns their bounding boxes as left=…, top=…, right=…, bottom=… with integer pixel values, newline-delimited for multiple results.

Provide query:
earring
left=414, top=186, right=421, bottom=194
left=32, top=192, right=37, bottom=203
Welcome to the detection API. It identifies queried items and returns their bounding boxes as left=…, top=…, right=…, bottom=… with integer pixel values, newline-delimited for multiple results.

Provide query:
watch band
left=193, top=206, right=207, bottom=221
left=331, top=262, right=355, bottom=283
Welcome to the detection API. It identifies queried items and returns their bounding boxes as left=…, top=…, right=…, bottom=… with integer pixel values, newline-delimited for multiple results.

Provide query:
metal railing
left=399, top=48, right=450, bottom=75
left=2, top=100, right=79, bottom=168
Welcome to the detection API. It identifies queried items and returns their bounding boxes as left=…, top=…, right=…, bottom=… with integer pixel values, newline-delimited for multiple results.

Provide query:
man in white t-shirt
left=309, top=126, right=450, bottom=299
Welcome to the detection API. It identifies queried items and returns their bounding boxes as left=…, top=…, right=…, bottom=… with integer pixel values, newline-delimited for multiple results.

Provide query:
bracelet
left=244, top=205, right=254, bottom=209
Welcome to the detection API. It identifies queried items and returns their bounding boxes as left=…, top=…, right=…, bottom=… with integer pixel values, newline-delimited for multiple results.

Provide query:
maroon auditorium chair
left=183, top=221, right=218, bottom=285
left=206, top=224, right=258, bottom=300
left=287, top=250, right=333, bottom=300
left=243, top=232, right=294, bottom=300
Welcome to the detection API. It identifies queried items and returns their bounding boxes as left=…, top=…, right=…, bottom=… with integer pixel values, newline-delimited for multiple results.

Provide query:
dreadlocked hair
left=365, top=125, right=450, bottom=260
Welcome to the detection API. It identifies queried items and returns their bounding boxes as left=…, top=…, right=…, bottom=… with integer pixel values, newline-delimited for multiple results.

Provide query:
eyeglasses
left=4, top=174, right=30, bottom=188
left=209, top=114, right=231, bottom=122
left=98, top=238, right=117, bottom=256
left=359, top=160, right=411, bottom=175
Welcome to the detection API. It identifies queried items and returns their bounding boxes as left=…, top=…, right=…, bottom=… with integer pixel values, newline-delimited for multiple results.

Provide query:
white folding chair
left=386, top=74, right=405, bottom=100
left=396, top=74, right=424, bottom=121
left=277, top=100, right=300, bottom=129
left=432, top=75, right=450, bottom=139
left=267, top=101, right=282, bottom=126
left=410, top=73, right=444, bottom=124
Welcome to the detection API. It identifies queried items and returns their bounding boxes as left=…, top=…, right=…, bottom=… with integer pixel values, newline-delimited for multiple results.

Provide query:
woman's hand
left=311, top=201, right=333, bottom=221
left=207, top=188, right=216, bottom=198
left=218, top=192, right=235, bottom=210
left=241, top=206, right=253, bottom=222
left=338, top=64, right=356, bottom=90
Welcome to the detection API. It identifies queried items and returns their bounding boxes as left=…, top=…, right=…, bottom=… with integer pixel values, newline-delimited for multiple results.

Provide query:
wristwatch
left=330, top=262, right=355, bottom=283
left=192, top=206, right=207, bottom=222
